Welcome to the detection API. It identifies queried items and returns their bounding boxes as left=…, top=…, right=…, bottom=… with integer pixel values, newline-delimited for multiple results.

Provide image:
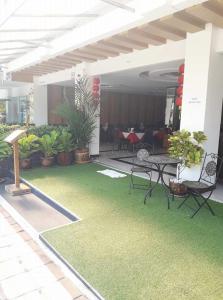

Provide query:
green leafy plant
left=0, top=135, right=12, bottom=161
left=168, top=130, right=207, bottom=169
left=57, top=76, right=99, bottom=149
left=18, top=134, right=39, bottom=159
left=57, top=129, right=74, bottom=153
left=0, top=124, right=21, bottom=135
left=39, top=130, right=59, bottom=158
left=27, top=125, right=68, bottom=137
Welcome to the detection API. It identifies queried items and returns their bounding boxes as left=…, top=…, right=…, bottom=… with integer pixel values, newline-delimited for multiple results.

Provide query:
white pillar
left=180, top=24, right=223, bottom=180
left=33, top=84, right=48, bottom=125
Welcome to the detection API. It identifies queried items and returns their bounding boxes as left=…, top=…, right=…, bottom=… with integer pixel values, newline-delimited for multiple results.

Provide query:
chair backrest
left=136, top=149, right=150, bottom=161
left=199, top=153, right=223, bottom=185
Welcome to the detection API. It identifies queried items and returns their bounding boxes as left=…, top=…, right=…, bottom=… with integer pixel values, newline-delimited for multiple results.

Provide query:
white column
left=33, top=84, right=48, bottom=125
left=180, top=24, right=223, bottom=180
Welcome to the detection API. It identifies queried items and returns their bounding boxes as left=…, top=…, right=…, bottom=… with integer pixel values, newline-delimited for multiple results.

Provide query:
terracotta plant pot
left=169, top=179, right=187, bottom=196
left=40, top=156, right=54, bottom=167
left=74, top=148, right=90, bottom=164
left=57, top=152, right=72, bottom=166
left=20, top=158, right=31, bottom=169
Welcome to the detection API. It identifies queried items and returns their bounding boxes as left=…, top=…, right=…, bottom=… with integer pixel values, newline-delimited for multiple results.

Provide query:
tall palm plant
left=57, top=76, right=99, bottom=150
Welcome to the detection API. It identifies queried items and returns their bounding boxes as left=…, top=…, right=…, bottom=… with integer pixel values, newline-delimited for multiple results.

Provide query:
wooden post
left=13, top=141, right=20, bottom=189
left=4, top=129, right=31, bottom=195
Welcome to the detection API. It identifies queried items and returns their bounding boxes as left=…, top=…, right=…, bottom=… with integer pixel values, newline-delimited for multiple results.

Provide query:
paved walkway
left=0, top=205, right=88, bottom=300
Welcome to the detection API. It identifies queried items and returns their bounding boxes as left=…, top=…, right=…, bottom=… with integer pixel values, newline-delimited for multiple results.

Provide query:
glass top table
left=143, top=154, right=181, bottom=208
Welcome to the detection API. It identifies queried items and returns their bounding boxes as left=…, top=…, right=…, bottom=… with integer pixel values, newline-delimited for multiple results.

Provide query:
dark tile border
left=17, top=176, right=79, bottom=223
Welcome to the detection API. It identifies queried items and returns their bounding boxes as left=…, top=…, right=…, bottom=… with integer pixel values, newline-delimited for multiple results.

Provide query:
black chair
left=178, top=153, right=223, bottom=218
left=129, top=149, right=153, bottom=192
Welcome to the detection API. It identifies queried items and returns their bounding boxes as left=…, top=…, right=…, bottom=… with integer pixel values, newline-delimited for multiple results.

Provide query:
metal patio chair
left=178, top=153, right=223, bottom=218
left=129, top=149, right=153, bottom=192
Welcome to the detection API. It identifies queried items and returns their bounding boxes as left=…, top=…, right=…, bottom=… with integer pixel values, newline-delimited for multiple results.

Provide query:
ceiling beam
left=98, top=40, right=132, bottom=53
left=174, top=11, right=206, bottom=31
left=83, top=45, right=118, bottom=57
left=187, top=2, right=223, bottom=28
left=42, top=60, right=74, bottom=68
left=161, top=12, right=205, bottom=33
left=78, top=48, right=108, bottom=59
left=65, top=53, right=96, bottom=62
left=108, top=35, right=148, bottom=49
left=54, top=56, right=81, bottom=64
left=126, top=28, right=166, bottom=45
left=151, top=21, right=186, bottom=40
left=74, top=50, right=104, bottom=60
left=142, top=21, right=186, bottom=41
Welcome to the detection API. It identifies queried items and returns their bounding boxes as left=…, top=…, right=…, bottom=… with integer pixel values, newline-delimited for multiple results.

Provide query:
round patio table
left=143, top=155, right=181, bottom=208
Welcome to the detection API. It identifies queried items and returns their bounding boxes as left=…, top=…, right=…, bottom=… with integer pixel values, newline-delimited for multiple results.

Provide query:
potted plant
left=57, top=76, right=99, bottom=164
left=39, top=130, right=58, bottom=167
left=56, top=129, right=74, bottom=165
left=0, top=135, right=12, bottom=183
left=18, top=134, right=39, bottom=169
left=168, top=130, right=207, bottom=195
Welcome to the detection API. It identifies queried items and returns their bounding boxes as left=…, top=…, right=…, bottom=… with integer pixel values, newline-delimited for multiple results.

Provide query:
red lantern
left=93, top=91, right=100, bottom=98
left=93, top=85, right=99, bottom=92
left=93, top=77, right=100, bottom=85
left=176, top=97, right=182, bottom=107
left=179, top=64, right=185, bottom=74
left=178, top=75, right=184, bottom=85
left=177, top=85, right=183, bottom=96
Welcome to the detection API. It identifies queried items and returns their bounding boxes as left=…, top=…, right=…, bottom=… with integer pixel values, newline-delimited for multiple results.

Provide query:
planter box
left=0, top=157, right=12, bottom=178
left=169, top=179, right=187, bottom=196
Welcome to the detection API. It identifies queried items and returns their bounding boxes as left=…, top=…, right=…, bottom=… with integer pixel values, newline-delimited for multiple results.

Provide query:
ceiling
left=10, top=0, right=223, bottom=80
left=0, top=0, right=131, bottom=65
left=56, top=60, right=183, bottom=95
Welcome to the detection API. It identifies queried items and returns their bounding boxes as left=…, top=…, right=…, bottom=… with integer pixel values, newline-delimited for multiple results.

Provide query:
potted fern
left=168, top=130, right=207, bottom=195
left=56, top=129, right=74, bottom=165
left=57, top=76, right=99, bottom=164
left=18, top=134, right=39, bottom=169
left=39, top=130, right=58, bottom=167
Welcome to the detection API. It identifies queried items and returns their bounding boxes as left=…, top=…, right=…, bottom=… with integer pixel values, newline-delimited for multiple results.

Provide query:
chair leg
left=190, top=196, right=215, bottom=218
left=130, top=172, right=134, bottom=191
left=178, top=194, right=190, bottom=209
left=203, top=198, right=215, bottom=216
left=144, top=189, right=152, bottom=204
left=192, top=194, right=201, bottom=208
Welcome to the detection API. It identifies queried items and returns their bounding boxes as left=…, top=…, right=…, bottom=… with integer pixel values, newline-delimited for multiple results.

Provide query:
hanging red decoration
left=93, top=91, right=100, bottom=98
left=178, top=75, right=184, bottom=85
left=93, top=85, right=99, bottom=92
left=176, top=97, right=182, bottom=107
left=177, top=85, right=183, bottom=96
left=179, top=64, right=185, bottom=74
left=93, top=77, right=100, bottom=85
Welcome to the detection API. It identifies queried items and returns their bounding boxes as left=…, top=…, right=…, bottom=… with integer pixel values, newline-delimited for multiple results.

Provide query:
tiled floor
left=96, top=147, right=223, bottom=203
left=0, top=206, right=88, bottom=300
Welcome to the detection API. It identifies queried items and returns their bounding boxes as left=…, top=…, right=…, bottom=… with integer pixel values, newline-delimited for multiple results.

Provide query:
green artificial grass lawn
left=23, top=164, right=223, bottom=300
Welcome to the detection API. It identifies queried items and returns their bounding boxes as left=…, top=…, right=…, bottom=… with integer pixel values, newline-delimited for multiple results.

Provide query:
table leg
left=160, top=164, right=173, bottom=209
left=144, top=164, right=161, bottom=204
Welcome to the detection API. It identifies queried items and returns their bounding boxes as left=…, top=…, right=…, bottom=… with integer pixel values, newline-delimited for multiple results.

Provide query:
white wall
left=8, top=84, right=33, bottom=98
left=33, top=85, right=48, bottom=125
left=0, top=89, right=8, bottom=99
left=180, top=25, right=223, bottom=180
